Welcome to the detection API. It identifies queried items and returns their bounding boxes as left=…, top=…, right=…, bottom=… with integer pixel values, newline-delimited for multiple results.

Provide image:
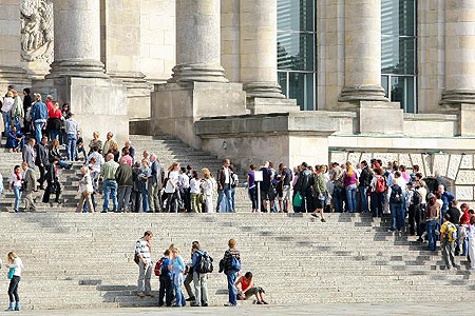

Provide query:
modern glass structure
left=381, top=0, right=417, bottom=113
left=277, top=0, right=317, bottom=111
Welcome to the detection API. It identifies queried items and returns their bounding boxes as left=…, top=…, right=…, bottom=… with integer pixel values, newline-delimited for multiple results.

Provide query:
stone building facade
left=1, top=0, right=475, bottom=202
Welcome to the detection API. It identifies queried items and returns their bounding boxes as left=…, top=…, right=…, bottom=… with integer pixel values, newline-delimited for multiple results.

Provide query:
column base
left=45, top=59, right=109, bottom=79
left=168, top=63, right=228, bottom=83
left=440, top=90, right=475, bottom=104
left=339, top=85, right=388, bottom=102
left=243, top=81, right=286, bottom=99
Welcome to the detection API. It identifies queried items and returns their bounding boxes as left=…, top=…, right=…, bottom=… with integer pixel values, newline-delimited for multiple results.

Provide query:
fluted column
left=240, top=0, right=284, bottom=98
left=47, top=0, right=107, bottom=79
left=441, top=0, right=475, bottom=104
left=169, top=0, right=227, bottom=83
left=339, top=0, right=387, bottom=102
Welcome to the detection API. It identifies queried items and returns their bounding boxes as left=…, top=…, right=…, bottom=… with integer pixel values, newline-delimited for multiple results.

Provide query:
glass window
left=381, top=37, right=416, bottom=75
left=277, top=33, right=315, bottom=71
left=277, top=0, right=315, bottom=32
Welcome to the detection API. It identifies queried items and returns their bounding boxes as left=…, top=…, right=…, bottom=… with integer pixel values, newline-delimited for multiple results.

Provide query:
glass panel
left=305, top=73, right=315, bottom=110
left=390, top=76, right=415, bottom=112
left=381, top=37, right=415, bottom=75
left=278, top=72, right=288, bottom=97
left=277, top=33, right=315, bottom=71
left=381, top=75, right=389, bottom=99
left=277, top=0, right=315, bottom=32
left=381, top=0, right=415, bottom=36
left=289, top=72, right=305, bottom=110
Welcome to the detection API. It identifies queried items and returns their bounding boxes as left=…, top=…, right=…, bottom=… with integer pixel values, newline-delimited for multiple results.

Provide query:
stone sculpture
left=20, top=0, right=53, bottom=63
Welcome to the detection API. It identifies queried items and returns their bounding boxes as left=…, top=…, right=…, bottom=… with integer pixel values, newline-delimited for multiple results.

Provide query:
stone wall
left=221, top=0, right=240, bottom=82
left=330, top=151, right=475, bottom=205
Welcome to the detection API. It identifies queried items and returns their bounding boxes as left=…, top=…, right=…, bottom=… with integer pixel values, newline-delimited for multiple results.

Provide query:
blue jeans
left=50, top=128, right=60, bottom=142
left=359, top=186, right=369, bottom=212
left=13, top=186, right=21, bottom=212
left=2, top=111, right=11, bottom=133
left=66, top=134, right=77, bottom=161
left=140, top=181, right=150, bottom=212
left=173, top=274, right=185, bottom=307
left=217, top=184, right=232, bottom=212
left=227, top=270, right=238, bottom=305
left=103, top=179, right=118, bottom=212
left=230, top=187, right=236, bottom=212
left=390, top=202, right=405, bottom=231
left=34, top=120, right=45, bottom=144
left=333, top=186, right=343, bottom=212
left=426, top=219, right=437, bottom=251
left=345, top=184, right=357, bottom=213
left=248, top=186, right=258, bottom=210
left=371, top=192, right=384, bottom=217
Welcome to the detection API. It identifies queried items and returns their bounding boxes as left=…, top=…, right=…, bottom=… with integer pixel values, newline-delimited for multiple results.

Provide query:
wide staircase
left=0, top=135, right=475, bottom=310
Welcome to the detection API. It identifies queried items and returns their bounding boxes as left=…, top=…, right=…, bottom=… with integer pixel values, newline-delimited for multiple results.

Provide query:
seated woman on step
left=234, top=272, right=268, bottom=304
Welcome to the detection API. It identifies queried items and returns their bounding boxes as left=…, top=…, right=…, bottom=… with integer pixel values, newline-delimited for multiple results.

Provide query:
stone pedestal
left=339, top=0, right=387, bottom=102
left=150, top=82, right=247, bottom=147
left=247, top=98, right=299, bottom=115
left=33, top=77, right=128, bottom=144
left=340, top=101, right=403, bottom=134
left=440, top=103, right=475, bottom=136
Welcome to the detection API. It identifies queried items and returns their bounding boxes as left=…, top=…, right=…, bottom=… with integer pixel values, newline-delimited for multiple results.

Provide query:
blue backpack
left=230, top=256, right=241, bottom=271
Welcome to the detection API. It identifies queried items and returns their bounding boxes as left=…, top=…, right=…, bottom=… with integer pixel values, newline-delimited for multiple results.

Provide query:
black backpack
left=412, top=190, right=422, bottom=206
left=196, top=251, right=213, bottom=274
left=390, top=185, right=402, bottom=204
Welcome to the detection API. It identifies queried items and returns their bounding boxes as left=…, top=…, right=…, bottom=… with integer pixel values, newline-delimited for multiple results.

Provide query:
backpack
left=375, top=176, right=386, bottom=193
left=412, top=190, right=422, bottom=206
left=390, top=185, right=402, bottom=203
left=229, top=256, right=241, bottom=271
left=154, top=257, right=166, bottom=276
left=196, top=251, right=213, bottom=274
left=445, top=223, right=458, bottom=242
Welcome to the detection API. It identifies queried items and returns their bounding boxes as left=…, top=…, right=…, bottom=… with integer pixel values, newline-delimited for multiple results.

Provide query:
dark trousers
left=371, top=192, right=384, bottom=218
left=8, top=276, right=20, bottom=303
left=184, top=269, right=194, bottom=299
left=158, top=276, right=173, bottom=307
left=408, top=204, right=417, bottom=235
left=37, top=165, right=46, bottom=187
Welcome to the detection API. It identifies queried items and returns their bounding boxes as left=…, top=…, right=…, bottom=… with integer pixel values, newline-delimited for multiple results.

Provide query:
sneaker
left=186, top=297, right=196, bottom=302
left=310, top=213, right=319, bottom=218
left=262, top=300, right=269, bottom=305
left=256, top=301, right=263, bottom=305
left=145, top=293, right=155, bottom=297
left=202, top=303, right=208, bottom=307
left=190, top=303, right=200, bottom=307
left=137, top=292, right=146, bottom=298
left=224, top=302, right=236, bottom=307
left=321, top=218, right=326, bottom=222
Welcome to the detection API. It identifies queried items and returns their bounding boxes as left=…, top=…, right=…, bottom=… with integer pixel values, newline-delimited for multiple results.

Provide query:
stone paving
left=7, top=303, right=474, bottom=316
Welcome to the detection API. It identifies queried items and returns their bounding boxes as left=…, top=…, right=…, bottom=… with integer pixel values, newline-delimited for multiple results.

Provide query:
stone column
left=441, top=0, right=475, bottom=104
left=240, top=0, right=284, bottom=98
left=339, top=0, right=387, bottom=102
left=47, top=0, right=107, bottom=79
left=169, top=0, right=227, bottom=83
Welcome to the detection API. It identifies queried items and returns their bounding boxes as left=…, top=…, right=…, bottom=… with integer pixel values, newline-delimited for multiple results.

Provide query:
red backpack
left=375, top=176, right=386, bottom=193
left=154, top=257, right=166, bottom=276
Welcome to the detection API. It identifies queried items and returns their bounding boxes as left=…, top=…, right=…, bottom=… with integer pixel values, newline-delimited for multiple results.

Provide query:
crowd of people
left=134, top=233, right=267, bottom=307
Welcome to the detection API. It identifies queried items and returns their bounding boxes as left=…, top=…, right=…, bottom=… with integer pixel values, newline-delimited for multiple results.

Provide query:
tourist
left=22, top=88, right=32, bottom=134
left=370, top=168, right=385, bottom=218
left=139, top=158, right=150, bottom=213
left=230, top=165, right=238, bottom=212
left=131, top=162, right=143, bottom=212
left=201, top=168, right=216, bottom=213
left=157, top=249, right=173, bottom=307
left=101, top=153, right=119, bottom=213
left=9, top=165, right=23, bottom=213
left=170, top=246, right=186, bottom=307
left=47, top=102, right=62, bottom=141
left=35, top=136, right=50, bottom=189
left=49, top=139, right=72, bottom=169
left=190, top=241, right=209, bottom=307
left=135, top=231, right=153, bottom=298
left=45, top=95, right=53, bottom=112
left=437, top=184, right=455, bottom=219
left=21, top=162, right=37, bottom=212
left=164, top=162, right=180, bottom=213
left=358, top=160, right=373, bottom=213
left=440, top=213, right=458, bottom=270
left=10, top=90, right=23, bottom=132
left=406, top=182, right=420, bottom=236
left=389, top=171, right=404, bottom=234
left=278, top=162, right=292, bottom=213
left=61, top=103, right=71, bottom=120
left=121, top=148, right=133, bottom=166
left=177, top=167, right=190, bottom=212
left=87, top=145, right=104, bottom=169
left=258, top=161, right=273, bottom=213
left=64, top=113, right=80, bottom=161
left=425, top=193, right=440, bottom=251
left=310, top=164, right=327, bottom=222
left=247, top=164, right=258, bottom=213
left=223, top=239, right=241, bottom=307
left=460, top=203, right=471, bottom=256
left=115, top=158, right=133, bottom=213
left=122, top=140, right=135, bottom=159
left=1, top=91, right=14, bottom=135
left=234, top=272, right=268, bottom=304
left=31, top=93, right=48, bottom=144
left=76, top=166, right=94, bottom=213
left=42, top=158, right=61, bottom=206
left=184, top=241, right=199, bottom=304
left=110, top=142, right=120, bottom=162
left=329, top=162, right=344, bottom=213
left=293, top=162, right=314, bottom=213
left=75, top=134, right=87, bottom=161
left=466, top=217, right=475, bottom=271
left=415, top=179, right=428, bottom=242
left=190, top=171, right=202, bottom=213
left=4, top=252, right=24, bottom=311
left=6, top=126, right=24, bottom=152
left=102, top=131, right=117, bottom=157
left=447, top=200, right=462, bottom=255
left=343, top=161, right=358, bottom=213
left=216, top=159, right=233, bottom=213
left=88, top=131, right=102, bottom=155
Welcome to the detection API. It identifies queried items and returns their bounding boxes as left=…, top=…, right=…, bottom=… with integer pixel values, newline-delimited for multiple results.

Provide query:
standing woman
left=139, top=158, right=150, bottom=213
left=201, top=168, right=216, bottom=213
left=5, top=252, right=24, bottom=311
left=88, top=131, right=102, bottom=155
left=170, top=246, right=186, bottom=307
left=76, top=166, right=95, bottom=213
left=189, top=170, right=202, bottom=213
left=466, top=217, right=475, bottom=271
left=164, top=162, right=180, bottom=212
left=311, top=165, right=327, bottom=222
left=9, top=165, right=22, bottom=213
left=343, top=161, right=358, bottom=213
left=247, top=164, right=258, bottom=213
left=47, top=102, right=63, bottom=141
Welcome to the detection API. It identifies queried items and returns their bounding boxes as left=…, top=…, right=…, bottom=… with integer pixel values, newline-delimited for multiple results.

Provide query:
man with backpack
left=406, top=182, right=421, bottom=236
left=389, top=172, right=404, bottom=234
left=358, top=160, right=373, bottom=213
left=440, top=213, right=459, bottom=270
left=293, top=162, right=314, bottom=213
left=222, top=239, right=241, bottom=307
left=156, top=249, right=173, bottom=307
left=190, top=241, right=212, bottom=307
left=370, top=168, right=386, bottom=218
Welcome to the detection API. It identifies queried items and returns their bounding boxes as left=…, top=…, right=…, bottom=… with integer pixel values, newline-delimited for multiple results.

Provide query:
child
left=157, top=249, right=173, bottom=307
left=234, top=272, right=268, bottom=304
left=170, top=246, right=186, bottom=307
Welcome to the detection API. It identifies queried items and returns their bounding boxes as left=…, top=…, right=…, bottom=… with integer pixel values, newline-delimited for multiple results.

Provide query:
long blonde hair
left=7, top=252, right=17, bottom=264
left=202, top=168, right=211, bottom=179
left=345, top=161, right=354, bottom=177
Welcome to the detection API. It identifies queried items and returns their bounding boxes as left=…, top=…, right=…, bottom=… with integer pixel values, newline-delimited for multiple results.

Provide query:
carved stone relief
left=20, top=0, right=53, bottom=63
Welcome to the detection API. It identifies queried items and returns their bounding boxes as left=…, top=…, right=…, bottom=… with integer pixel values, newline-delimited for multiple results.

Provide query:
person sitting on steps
left=234, top=272, right=268, bottom=305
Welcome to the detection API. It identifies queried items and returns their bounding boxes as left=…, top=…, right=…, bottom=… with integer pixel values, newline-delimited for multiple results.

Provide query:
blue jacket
left=32, top=101, right=48, bottom=121
left=191, top=249, right=206, bottom=268
left=441, top=191, right=455, bottom=214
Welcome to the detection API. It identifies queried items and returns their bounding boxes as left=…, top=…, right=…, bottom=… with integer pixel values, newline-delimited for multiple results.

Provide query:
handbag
left=8, top=267, right=15, bottom=279
left=293, top=192, right=303, bottom=207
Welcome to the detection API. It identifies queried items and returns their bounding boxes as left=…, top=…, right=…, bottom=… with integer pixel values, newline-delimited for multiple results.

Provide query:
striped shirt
left=135, top=238, right=151, bottom=263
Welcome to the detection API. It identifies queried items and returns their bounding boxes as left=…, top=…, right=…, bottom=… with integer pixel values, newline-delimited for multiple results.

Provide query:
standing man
left=101, top=153, right=119, bottom=213
left=440, top=213, right=458, bottom=270
left=216, top=159, right=233, bottom=212
left=115, top=158, right=133, bottom=212
left=122, top=140, right=136, bottom=159
left=22, top=138, right=36, bottom=169
left=191, top=241, right=209, bottom=307
left=259, top=161, right=273, bottom=212
left=278, top=163, right=293, bottom=213
left=34, top=136, right=49, bottom=190
left=103, top=131, right=118, bottom=156
left=21, top=162, right=37, bottom=212
left=31, top=93, right=48, bottom=144
left=135, top=231, right=153, bottom=297
left=64, top=113, right=80, bottom=161
left=358, top=160, right=373, bottom=213
left=223, top=239, right=241, bottom=307
left=148, top=154, right=163, bottom=212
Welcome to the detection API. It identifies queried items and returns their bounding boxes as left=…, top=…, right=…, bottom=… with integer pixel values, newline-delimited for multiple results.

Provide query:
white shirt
left=9, top=257, right=24, bottom=276
left=1, top=97, right=14, bottom=112
left=224, top=167, right=230, bottom=184
left=190, top=178, right=201, bottom=194
left=165, top=170, right=179, bottom=193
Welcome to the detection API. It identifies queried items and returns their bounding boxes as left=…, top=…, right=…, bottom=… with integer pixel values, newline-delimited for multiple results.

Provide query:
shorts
left=280, top=185, right=291, bottom=201
left=245, top=286, right=265, bottom=298
left=314, top=195, right=325, bottom=209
